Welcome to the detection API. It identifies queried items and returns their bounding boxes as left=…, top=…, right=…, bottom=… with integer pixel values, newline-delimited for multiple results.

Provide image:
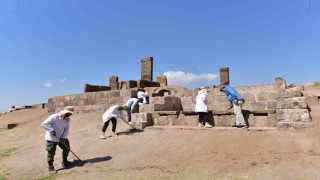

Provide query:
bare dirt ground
left=1, top=109, right=320, bottom=180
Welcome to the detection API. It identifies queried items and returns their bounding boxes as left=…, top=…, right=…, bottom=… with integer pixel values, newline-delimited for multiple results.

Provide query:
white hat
left=64, top=106, right=74, bottom=114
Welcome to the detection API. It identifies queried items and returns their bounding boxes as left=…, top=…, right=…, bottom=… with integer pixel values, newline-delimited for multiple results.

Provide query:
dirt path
left=1, top=109, right=320, bottom=180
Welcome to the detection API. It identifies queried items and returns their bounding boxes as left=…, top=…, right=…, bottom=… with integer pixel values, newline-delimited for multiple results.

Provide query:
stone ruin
left=83, top=57, right=165, bottom=92
left=47, top=56, right=319, bottom=131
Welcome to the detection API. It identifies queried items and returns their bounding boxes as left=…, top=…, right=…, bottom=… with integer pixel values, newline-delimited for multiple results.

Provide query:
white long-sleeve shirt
left=41, top=114, right=70, bottom=142
left=102, top=105, right=127, bottom=123
left=137, top=91, right=148, bottom=104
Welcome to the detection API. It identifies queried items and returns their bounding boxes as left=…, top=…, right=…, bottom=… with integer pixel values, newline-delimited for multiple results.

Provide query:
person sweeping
left=101, top=105, right=127, bottom=139
left=41, top=106, right=74, bottom=174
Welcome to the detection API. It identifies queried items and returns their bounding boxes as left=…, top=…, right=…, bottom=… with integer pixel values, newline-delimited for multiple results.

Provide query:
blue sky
left=0, top=0, right=319, bottom=111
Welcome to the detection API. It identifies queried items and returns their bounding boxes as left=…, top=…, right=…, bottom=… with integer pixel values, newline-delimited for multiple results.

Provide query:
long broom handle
left=116, top=115, right=137, bottom=130
left=54, top=135, right=83, bottom=162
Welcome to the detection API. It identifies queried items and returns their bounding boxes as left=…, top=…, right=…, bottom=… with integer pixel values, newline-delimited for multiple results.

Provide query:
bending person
left=195, top=87, right=213, bottom=128
left=41, top=106, right=75, bottom=174
left=220, top=85, right=247, bottom=128
left=101, top=105, right=127, bottom=139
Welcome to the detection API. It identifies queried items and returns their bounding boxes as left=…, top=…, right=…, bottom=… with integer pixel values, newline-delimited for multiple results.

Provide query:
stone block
left=276, top=109, right=311, bottom=122
left=109, top=76, right=119, bottom=90
left=137, top=80, right=160, bottom=88
left=84, top=84, right=111, bottom=92
left=277, top=97, right=308, bottom=109
left=277, top=122, right=316, bottom=131
left=248, top=114, right=277, bottom=127
left=305, top=96, right=319, bottom=105
left=176, top=114, right=198, bottom=126
left=250, top=102, right=267, bottom=110
left=220, top=67, right=229, bottom=85
left=212, top=103, right=230, bottom=111
left=275, top=77, right=286, bottom=89
left=261, top=84, right=278, bottom=92
left=109, top=97, right=123, bottom=105
left=279, top=88, right=302, bottom=98
left=266, top=100, right=277, bottom=110
left=119, top=81, right=127, bottom=90
left=130, top=113, right=153, bottom=129
left=213, top=115, right=236, bottom=126
left=242, top=93, right=256, bottom=102
left=302, top=82, right=319, bottom=90
left=178, top=90, right=194, bottom=97
left=157, top=76, right=167, bottom=87
left=127, top=80, right=137, bottom=89
left=257, top=92, right=279, bottom=101
left=0, top=123, right=18, bottom=130
left=141, top=57, right=153, bottom=81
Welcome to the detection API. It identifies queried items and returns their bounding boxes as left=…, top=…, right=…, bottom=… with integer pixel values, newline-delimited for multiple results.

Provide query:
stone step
left=131, top=113, right=153, bottom=130
left=277, top=122, right=316, bottom=130
left=0, top=123, right=18, bottom=131
left=146, top=126, right=277, bottom=132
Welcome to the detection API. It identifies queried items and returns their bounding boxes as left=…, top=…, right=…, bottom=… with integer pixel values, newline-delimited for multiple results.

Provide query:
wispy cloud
left=59, top=78, right=67, bottom=83
left=44, top=83, right=52, bottom=88
left=164, top=71, right=218, bottom=86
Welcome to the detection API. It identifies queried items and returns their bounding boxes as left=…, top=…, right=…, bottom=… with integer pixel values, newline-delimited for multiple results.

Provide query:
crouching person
left=41, top=106, right=74, bottom=174
left=195, top=87, right=213, bottom=128
left=101, top=105, right=127, bottom=139
left=137, top=88, right=149, bottom=104
left=220, top=85, right=248, bottom=128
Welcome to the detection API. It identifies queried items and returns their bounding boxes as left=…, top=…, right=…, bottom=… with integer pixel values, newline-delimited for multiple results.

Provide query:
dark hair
left=138, top=98, right=144, bottom=102
left=138, top=88, right=145, bottom=92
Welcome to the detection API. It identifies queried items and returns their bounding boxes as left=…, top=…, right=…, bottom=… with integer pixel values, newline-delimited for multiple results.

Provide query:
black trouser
left=102, top=118, right=117, bottom=133
left=46, top=139, right=70, bottom=166
left=198, top=112, right=208, bottom=124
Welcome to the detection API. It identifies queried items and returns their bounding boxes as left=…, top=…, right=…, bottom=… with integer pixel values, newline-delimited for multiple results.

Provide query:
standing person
left=125, top=98, right=143, bottom=122
left=41, top=106, right=75, bottom=174
left=101, top=105, right=127, bottom=139
left=195, top=87, right=213, bottom=128
left=137, top=88, right=149, bottom=104
left=220, top=85, right=248, bottom=128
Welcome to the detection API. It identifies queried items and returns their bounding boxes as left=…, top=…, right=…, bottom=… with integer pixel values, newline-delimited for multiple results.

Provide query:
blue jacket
left=224, top=86, right=244, bottom=108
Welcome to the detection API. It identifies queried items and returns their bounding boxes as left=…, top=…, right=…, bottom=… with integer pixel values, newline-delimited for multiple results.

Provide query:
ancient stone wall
left=47, top=81, right=316, bottom=130
left=47, top=89, right=138, bottom=114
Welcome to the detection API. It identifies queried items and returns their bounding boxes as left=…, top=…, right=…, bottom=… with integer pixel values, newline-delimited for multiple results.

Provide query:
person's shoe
left=232, top=125, right=238, bottom=128
left=198, top=123, right=204, bottom=128
left=241, top=125, right=248, bottom=128
left=62, top=160, right=71, bottom=168
left=100, top=134, right=106, bottom=139
left=205, top=122, right=213, bottom=128
left=112, top=132, right=118, bottom=137
left=49, top=166, right=57, bottom=174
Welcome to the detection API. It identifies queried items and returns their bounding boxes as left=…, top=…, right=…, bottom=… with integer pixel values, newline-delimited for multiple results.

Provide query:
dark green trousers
left=46, top=139, right=70, bottom=166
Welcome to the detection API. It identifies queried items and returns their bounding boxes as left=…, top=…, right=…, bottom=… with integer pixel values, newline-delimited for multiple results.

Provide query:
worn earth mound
left=1, top=109, right=320, bottom=180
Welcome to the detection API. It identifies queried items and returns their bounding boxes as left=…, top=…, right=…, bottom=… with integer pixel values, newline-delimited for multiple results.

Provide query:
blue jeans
left=126, top=108, right=131, bottom=122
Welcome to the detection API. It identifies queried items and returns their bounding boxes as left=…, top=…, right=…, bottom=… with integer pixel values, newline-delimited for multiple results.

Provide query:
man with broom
left=41, top=106, right=75, bottom=174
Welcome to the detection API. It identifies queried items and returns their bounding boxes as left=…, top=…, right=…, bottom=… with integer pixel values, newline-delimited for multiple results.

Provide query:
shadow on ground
left=57, top=156, right=112, bottom=171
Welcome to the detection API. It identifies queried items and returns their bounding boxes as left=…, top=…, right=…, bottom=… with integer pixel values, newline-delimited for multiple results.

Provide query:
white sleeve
left=41, top=115, right=56, bottom=132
